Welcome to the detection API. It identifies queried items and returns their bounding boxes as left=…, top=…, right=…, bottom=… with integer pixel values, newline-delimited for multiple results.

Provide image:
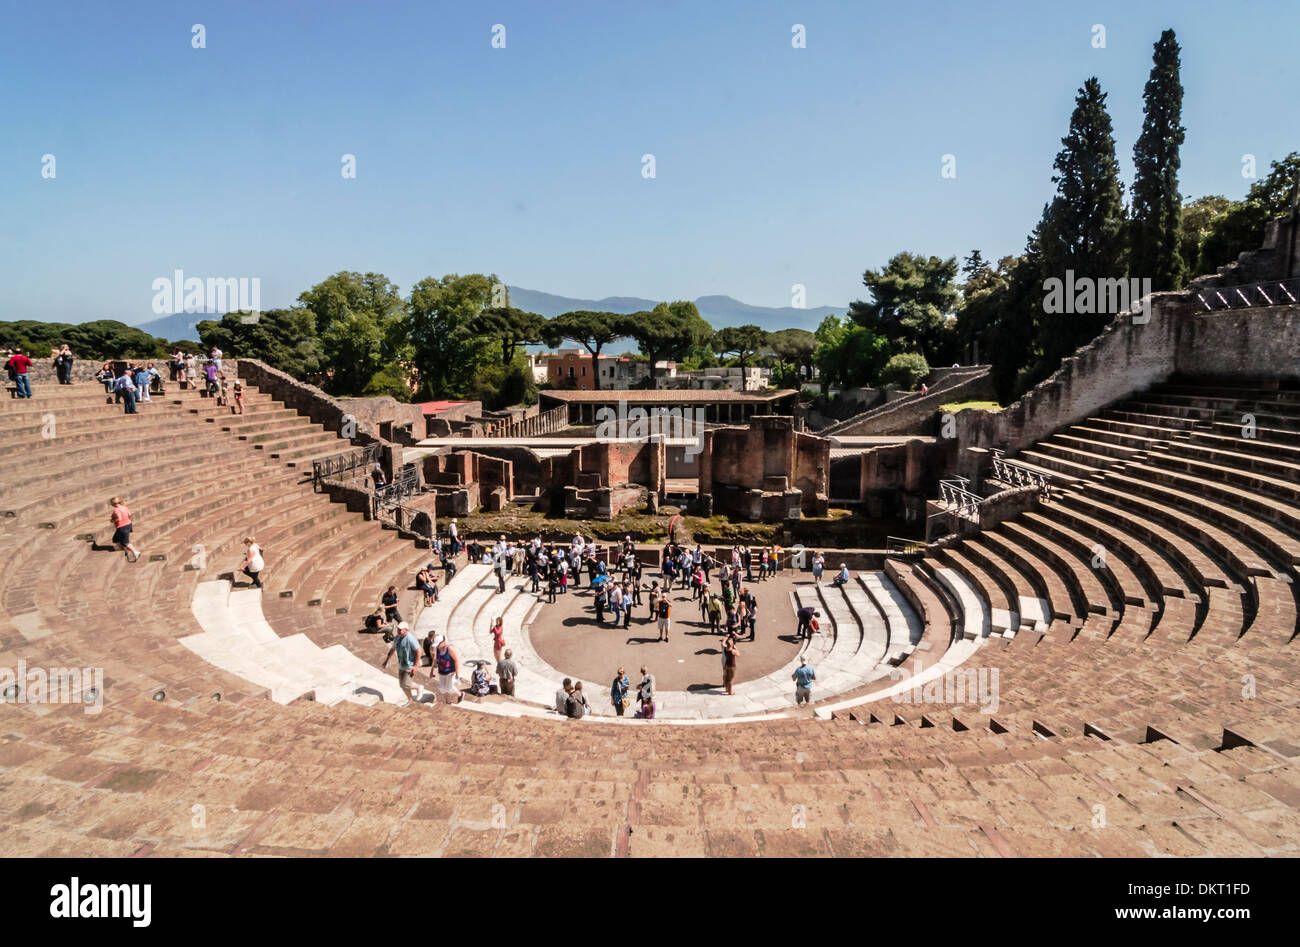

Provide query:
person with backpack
left=593, top=583, right=607, bottom=624
left=648, top=582, right=661, bottom=624
left=707, top=593, right=722, bottom=635
left=656, top=596, right=671, bottom=642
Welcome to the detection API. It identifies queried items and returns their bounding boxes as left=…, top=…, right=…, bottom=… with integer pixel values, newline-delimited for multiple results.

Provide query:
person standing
left=135, top=363, right=155, bottom=403
left=242, top=537, right=265, bottom=588
left=109, top=497, right=140, bottom=562
left=490, top=616, right=506, bottom=663
left=792, top=657, right=816, bottom=705
left=381, top=622, right=420, bottom=701
left=6, top=348, right=33, bottom=398
left=495, top=550, right=508, bottom=594
left=648, top=581, right=661, bottom=625
left=447, top=518, right=459, bottom=556
left=636, top=666, right=656, bottom=719
left=112, top=370, right=136, bottom=413
left=184, top=353, right=198, bottom=390
left=432, top=638, right=462, bottom=704
left=721, top=635, right=738, bottom=696
left=740, top=587, right=758, bottom=641
left=496, top=648, right=517, bottom=697
left=707, top=592, right=722, bottom=635
left=656, top=595, right=671, bottom=642
left=812, top=552, right=825, bottom=584
left=56, top=344, right=74, bottom=384
left=611, top=667, right=630, bottom=716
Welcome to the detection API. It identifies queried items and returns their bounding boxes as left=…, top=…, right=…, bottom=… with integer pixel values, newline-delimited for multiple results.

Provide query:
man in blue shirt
left=112, top=371, right=137, bottom=414
left=792, top=657, right=815, bottom=705
left=832, top=564, right=851, bottom=587
left=382, top=622, right=420, bottom=700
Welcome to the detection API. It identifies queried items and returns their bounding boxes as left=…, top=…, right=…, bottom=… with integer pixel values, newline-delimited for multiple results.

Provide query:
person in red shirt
left=490, top=616, right=506, bottom=662
left=109, top=496, right=140, bottom=562
left=5, top=348, right=33, bottom=398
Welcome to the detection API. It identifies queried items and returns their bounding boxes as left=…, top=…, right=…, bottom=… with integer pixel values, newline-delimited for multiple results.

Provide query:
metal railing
left=934, top=478, right=984, bottom=524
left=885, top=535, right=926, bottom=556
left=1195, top=276, right=1300, bottom=312
left=373, top=502, right=435, bottom=549
left=371, top=466, right=420, bottom=515
left=312, top=443, right=379, bottom=491
left=992, top=450, right=1053, bottom=500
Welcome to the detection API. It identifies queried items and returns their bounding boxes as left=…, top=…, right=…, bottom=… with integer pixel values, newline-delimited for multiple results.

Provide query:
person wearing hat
left=448, top=518, right=459, bottom=556
left=382, top=621, right=420, bottom=700
left=792, top=656, right=815, bottom=705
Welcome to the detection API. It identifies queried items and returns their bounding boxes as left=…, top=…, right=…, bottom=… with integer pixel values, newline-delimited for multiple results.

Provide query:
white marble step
left=1018, top=595, right=1051, bottom=632
left=934, top=567, right=992, bottom=640
left=859, top=572, right=922, bottom=664
left=415, top=564, right=491, bottom=641
left=841, top=582, right=890, bottom=666
left=186, top=579, right=408, bottom=707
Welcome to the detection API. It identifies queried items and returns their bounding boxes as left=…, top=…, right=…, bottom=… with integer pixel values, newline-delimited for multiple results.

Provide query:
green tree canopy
left=1130, top=29, right=1186, bottom=291
left=1197, top=153, right=1300, bottom=273
left=405, top=273, right=499, bottom=399
left=766, top=327, right=817, bottom=387
left=196, top=308, right=322, bottom=380
left=628, top=301, right=713, bottom=380
left=541, top=310, right=637, bottom=390
left=711, top=324, right=769, bottom=367
left=472, top=306, right=545, bottom=367
left=1037, top=76, right=1127, bottom=364
left=879, top=352, right=931, bottom=390
left=0, top=320, right=170, bottom=360
left=297, top=271, right=404, bottom=336
left=848, top=251, right=959, bottom=364
left=811, top=315, right=888, bottom=391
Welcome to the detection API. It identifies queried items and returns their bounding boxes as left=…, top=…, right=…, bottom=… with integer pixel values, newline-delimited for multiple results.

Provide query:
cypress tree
left=1037, top=77, right=1126, bottom=364
left=1130, top=29, right=1186, bottom=290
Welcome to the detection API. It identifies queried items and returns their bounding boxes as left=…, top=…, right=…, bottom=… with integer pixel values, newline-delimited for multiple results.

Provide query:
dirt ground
left=527, top=569, right=806, bottom=691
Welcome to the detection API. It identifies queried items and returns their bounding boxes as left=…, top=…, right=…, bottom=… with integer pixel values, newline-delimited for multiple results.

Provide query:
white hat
left=397, top=621, right=409, bottom=630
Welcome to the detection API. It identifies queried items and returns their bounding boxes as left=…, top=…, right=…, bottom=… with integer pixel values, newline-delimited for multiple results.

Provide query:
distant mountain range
left=130, top=287, right=846, bottom=341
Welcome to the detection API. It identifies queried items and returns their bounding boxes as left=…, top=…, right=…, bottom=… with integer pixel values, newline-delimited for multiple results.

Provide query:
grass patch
left=940, top=400, right=1003, bottom=413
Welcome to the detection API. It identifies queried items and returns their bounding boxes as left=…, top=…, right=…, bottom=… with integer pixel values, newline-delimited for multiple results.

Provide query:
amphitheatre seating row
left=0, top=373, right=1296, bottom=855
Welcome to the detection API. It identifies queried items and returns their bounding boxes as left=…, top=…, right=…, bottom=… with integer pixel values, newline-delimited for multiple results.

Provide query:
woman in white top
left=242, top=536, right=265, bottom=589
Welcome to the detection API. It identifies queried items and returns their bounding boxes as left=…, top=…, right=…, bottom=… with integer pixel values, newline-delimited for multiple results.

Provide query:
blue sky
left=1, top=0, right=1296, bottom=325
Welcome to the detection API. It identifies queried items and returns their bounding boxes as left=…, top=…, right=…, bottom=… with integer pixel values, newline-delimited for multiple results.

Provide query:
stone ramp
left=184, top=579, right=407, bottom=706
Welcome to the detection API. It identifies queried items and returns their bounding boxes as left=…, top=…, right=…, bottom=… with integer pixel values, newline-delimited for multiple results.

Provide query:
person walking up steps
left=242, top=537, right=264, bottom=588
left=381, top=622, right=420, bottom=701
left=109, top=497, right=140, bottom=562
left=432, top=638, right=462, bottom=704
